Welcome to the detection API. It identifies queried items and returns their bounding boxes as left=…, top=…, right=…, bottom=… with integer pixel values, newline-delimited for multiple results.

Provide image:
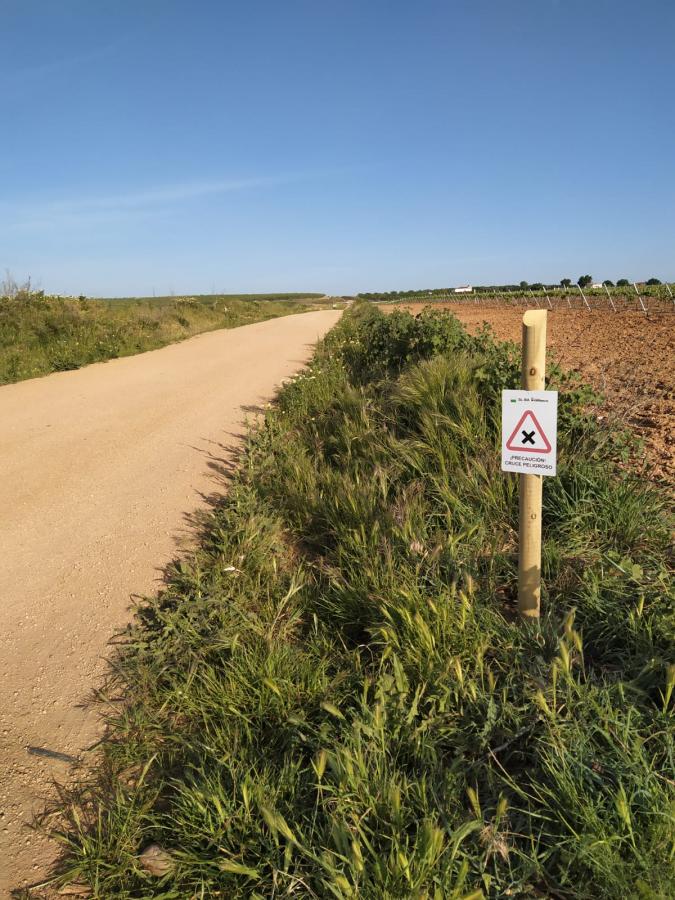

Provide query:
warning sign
left=506, top=409, right=552, bottom=453
left=502, top=390, right=558, bottom=475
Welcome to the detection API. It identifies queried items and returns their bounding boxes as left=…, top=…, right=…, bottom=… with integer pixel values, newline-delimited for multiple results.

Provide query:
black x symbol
left=521, top=430, right=536, bottom=445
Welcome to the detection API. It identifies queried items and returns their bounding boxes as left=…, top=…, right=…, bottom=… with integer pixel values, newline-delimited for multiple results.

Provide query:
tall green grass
left=0, top=292, right=327, bottom=385
left=44, top=303, right=674, bottom=899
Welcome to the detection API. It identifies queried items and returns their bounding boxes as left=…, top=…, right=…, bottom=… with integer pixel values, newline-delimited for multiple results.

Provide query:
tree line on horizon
left=358, top=275, right=666, bottom=301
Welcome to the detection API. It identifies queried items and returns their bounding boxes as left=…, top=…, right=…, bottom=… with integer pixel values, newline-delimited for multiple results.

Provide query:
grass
left=0, top=291, right=329, bottom=385
left=99, top=292, right=325, bottom=305
left=41, top=303, right=674, bottom=899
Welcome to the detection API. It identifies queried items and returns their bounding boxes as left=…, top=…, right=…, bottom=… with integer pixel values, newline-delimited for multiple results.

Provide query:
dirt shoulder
left=387, top=303, right=674, bottom=487
left=0, top=310, right=341, bottom=897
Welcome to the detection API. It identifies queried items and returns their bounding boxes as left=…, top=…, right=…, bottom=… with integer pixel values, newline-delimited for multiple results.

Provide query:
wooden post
left=518, top=309, right=547, bottom=618
left=633, top=282, right=647, bottom=313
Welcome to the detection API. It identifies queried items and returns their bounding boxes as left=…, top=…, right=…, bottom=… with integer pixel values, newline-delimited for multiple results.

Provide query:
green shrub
left=0, top=293, right=324, bottom=384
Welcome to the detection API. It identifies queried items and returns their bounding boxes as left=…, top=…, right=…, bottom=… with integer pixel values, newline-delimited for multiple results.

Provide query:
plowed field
left=386, top=303, right=674, bottom=488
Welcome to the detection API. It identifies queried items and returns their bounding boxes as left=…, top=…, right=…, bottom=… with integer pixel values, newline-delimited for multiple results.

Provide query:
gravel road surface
left=0, top=309, right=341, bottom=895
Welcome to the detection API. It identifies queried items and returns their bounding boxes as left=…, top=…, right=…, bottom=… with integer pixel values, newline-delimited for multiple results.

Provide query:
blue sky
left=1, top=0, right=673, bottom=296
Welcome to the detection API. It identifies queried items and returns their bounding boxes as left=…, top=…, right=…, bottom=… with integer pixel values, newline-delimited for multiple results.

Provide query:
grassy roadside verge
left=46, top=303, right=673, bottom=898
left=0, top=292, right=328, bottom=385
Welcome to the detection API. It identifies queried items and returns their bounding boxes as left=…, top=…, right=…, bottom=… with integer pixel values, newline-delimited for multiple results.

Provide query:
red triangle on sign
left=506, top=409, right=552, bottom=453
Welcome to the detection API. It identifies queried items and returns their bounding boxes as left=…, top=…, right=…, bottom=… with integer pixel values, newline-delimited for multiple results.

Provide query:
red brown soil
left=389, top=303, right=675, bottom=488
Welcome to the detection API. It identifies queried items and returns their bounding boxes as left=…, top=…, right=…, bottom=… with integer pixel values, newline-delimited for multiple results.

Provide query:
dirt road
left=0, top=309, right=341, bottom=896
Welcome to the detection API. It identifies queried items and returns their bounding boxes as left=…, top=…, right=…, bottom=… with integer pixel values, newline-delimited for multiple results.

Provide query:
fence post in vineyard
left=604, top=283, right=617, bottom=312
left=633, top=283, right=647, bottom=314
left=577, top=284, right=591, bottom=310
left=518, top=310, right=547, bottom=618
left=543, top=287, right=553, bottom=309
left=666, top=282, right=674, bottom=305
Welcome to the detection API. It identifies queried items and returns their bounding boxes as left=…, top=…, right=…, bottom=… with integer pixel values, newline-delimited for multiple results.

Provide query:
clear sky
left=1, top=0, right=673, bottom=296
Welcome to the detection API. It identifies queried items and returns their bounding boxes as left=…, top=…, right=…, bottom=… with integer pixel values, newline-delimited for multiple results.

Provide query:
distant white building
left=591, top=283, right=604, bottom=289
left=453, top=285, right=473, bottom=293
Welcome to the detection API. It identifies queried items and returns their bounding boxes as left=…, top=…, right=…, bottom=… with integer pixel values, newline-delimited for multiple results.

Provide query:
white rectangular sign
left=501, top=390, right=558, bottom=476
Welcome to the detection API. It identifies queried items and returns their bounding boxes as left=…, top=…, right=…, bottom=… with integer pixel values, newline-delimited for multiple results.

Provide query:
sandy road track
left=0, top=309, right=341, bottom=896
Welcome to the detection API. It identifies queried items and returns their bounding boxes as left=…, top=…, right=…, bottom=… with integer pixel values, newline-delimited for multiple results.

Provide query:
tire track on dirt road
left=0, top=309, right=341, bottom=896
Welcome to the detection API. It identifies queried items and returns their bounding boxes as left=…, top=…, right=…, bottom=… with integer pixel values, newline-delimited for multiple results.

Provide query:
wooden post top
left=522, top=309, right=547, bottom=327
left=521, top=309, right=547, bottom=392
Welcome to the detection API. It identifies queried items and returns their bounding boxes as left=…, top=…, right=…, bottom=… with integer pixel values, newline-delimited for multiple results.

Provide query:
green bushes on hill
left=50, top=303, right=674, bottom=898
left=0, top=292, right=323, bottom=385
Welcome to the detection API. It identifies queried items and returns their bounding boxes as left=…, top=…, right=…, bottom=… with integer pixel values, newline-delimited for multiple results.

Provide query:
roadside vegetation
left=48, top=303, right=673, bottom=898
left=0, top=290, right=327, bottom=385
